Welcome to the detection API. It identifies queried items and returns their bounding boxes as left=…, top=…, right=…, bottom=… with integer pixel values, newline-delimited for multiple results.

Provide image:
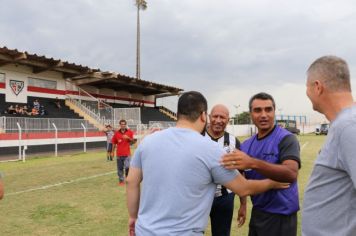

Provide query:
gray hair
left=307, top=56, right=351, bottom=92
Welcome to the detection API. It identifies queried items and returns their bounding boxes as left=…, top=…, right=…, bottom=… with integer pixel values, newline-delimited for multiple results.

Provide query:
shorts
left=106, top=143, right=113, bottom=152
left=249, top=207, right=297, bottom=236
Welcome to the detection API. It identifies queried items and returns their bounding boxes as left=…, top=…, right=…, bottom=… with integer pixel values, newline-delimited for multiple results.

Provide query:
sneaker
left=118, top=181, right=125, bottom=186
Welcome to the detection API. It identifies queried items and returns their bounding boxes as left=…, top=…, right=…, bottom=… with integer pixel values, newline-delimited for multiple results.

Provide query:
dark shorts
left=106, top=143, right=113, bottom=152
left=249, top=208, right=297, bottom=236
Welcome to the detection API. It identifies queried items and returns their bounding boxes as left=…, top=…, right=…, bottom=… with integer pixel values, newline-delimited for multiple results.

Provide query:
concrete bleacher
left=1, top=93, right=175, bottom=124
left=109, top=102, right=175, bottom=124
left=28, top=97, right=83, bottom=119
left=0, top=95, right=82, bottom=119
left=140, top=106, right=175, bottom=124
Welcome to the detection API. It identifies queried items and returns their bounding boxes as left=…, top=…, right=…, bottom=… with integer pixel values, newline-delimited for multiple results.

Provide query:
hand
left=123, top=135, right=131, bottom=140
left=237, top=203, right=246, bottom=227
left=128, top=217, right=136, bottom=236
left=269, top=180, right=290, bottom=189
left=220, top=150, right=255, bottom=170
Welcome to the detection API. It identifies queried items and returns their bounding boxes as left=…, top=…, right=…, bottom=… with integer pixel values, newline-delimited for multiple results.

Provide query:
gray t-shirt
left=105, top=130, right=114, bottom=144
left=302, top=105, right=356, bottom=236
left=131, top=127, right=238, bottom=236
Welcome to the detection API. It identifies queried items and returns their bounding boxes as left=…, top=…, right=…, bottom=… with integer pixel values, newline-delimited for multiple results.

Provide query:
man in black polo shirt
left=205, top=104, right=247, bottom=236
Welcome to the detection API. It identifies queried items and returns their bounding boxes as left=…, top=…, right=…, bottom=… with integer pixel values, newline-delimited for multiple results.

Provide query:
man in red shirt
left=112, top=119, right=134, bottom=186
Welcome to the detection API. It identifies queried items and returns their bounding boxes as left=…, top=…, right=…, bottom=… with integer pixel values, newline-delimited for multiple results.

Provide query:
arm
left=111, top=134, right=117, bottom=157
left=222, top=135, right=300, bottom=183
left=0, top=178, right=4, bottom=200
left=223, top=174, right=289, bottom=198
left=235, top=137, right=247, bottom=227
left=123, top=131, right=134, bottom=142
left=126, top=167, right=143, bottom=236
left=221, top=151, right=298, bottom=183
left=237, top=194, right=247, bottom=227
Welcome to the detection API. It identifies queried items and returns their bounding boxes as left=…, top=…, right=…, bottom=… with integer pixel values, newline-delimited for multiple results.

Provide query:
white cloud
left=1, top=0, right=356, bottom=123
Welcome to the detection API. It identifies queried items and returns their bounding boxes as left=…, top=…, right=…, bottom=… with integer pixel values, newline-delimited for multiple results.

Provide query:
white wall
left=226, top=124, right=317, bottom=137
left=0, top=64, right=66, bottom=102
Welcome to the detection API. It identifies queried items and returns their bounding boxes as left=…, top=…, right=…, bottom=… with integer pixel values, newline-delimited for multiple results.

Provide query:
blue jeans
left=117, top=156, right=130, bottom=182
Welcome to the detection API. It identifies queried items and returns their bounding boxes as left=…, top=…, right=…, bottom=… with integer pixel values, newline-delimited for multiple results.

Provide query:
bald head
left=210, top=104, right=230, bottom=117
left=208, top=104, right=230, bottom=136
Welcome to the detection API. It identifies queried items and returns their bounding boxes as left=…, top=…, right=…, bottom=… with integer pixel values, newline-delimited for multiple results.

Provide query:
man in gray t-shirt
left=126, top=91, right=288, bottom=236
left=303, top=56, right=356, bottom=236
left=103, top=125, right=114, bottom=161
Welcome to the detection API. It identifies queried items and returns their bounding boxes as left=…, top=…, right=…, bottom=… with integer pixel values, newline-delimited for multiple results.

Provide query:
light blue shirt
left=131, top=127, right=238, bottom=236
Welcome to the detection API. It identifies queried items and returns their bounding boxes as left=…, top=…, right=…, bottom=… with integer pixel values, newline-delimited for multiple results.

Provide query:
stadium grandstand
left=0, top=46, right=183, bottom=160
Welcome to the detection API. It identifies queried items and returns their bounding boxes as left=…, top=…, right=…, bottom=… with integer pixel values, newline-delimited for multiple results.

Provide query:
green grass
left=0, top=135, right=325, bottom=235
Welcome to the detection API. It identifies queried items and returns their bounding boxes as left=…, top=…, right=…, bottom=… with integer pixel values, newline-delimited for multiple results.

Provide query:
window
left=0, top=73, right=5, bottom=83
left=28, top=77, right=57, bottom=89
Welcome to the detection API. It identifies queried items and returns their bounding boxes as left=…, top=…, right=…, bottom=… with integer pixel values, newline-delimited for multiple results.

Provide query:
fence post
left=81, top=123, right=86, bottom=153
left=52, top=123, right=58, bottom=157
left=16, top=122, right=23, bottom=161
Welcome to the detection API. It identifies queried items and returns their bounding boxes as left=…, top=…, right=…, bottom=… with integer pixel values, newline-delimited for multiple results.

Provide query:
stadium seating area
left=140, top=106, right=175, bottom=124
left=109, top=102, right=175, bottom=123
left=0, top=95, right=82, bottom=119
left=1, top=93, right=174, bottom=124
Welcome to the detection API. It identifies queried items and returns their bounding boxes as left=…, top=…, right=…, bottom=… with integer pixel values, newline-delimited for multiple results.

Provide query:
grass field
left=0, top=135, right=325, bottom=236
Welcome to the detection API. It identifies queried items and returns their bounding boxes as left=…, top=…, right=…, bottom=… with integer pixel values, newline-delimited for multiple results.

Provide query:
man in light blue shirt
left=126, top=91, right=288, bottom=236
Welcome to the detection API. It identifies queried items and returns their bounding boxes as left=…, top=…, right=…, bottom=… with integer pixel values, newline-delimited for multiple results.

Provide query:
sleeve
left=129, top=130, right=134, bottom=139
left=209, top=144, right=239, bottom=184
left=339, top=123, right=356, bottom=189
left=278, top=134, right=301, bottom=168
left=130, top=143, right=143, bottom=169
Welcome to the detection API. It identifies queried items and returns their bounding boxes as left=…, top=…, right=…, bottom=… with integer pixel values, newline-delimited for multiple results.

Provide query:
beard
left=200, top=121, right=208, bottom=135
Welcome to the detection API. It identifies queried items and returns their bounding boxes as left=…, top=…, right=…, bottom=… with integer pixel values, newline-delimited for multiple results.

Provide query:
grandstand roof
left=71, top=72, right=182, bottom=95
left=0, top=46, right=183, bottom=95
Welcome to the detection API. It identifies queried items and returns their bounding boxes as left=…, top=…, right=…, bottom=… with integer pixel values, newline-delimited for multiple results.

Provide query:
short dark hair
left=249, top=92, right=276, bottom=112
left=119, top=119, right=126, bottom=125
left=307, top=55, right=351, bottom=92
left=177, top=91, right=208, bottom=122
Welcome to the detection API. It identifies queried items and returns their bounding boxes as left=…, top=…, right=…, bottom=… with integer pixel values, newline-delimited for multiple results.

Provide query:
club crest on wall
left=10, top=80, right=24, bottom=96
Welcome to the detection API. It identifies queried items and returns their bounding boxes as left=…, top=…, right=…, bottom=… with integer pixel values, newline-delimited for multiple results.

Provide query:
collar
left=256, top=125, right=277, bottom=141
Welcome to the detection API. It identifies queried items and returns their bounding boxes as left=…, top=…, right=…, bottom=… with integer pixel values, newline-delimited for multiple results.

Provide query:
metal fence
left=0, top=116, right=97, bottom=133
left=113, top=108, right=141, bottom=127
left=148, top=121, right=176, bottom=129
left=0, top=116, right=176, bottom=162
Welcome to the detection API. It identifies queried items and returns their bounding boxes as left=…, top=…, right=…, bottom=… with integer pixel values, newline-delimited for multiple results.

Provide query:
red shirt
left=112, top=128, right=134, bottom=157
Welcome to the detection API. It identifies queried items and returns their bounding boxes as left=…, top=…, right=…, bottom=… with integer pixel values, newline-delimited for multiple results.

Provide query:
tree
left=233, top=111, right=251, bottom=124
left=135, top=0, right=147, bottom=80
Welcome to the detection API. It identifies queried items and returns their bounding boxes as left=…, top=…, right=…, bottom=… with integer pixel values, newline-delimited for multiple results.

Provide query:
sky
left=1, top=0, right=356, bottom=123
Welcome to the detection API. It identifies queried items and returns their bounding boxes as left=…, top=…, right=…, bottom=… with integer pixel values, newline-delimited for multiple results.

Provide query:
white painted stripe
left=6, top=171, right=116, bottom=196
left=301, top=142, right=309, bottom=150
